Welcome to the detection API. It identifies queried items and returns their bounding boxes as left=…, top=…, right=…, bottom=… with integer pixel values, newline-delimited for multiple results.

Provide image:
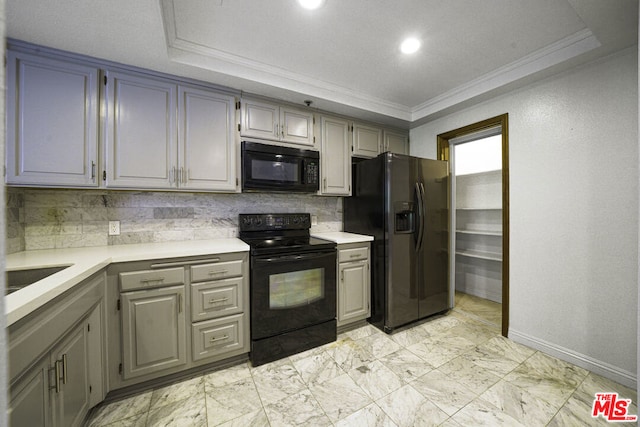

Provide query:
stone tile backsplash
left=6, top=188, right=343, bottom=253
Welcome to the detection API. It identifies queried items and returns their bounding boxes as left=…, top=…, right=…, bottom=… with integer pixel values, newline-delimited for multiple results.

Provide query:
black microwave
left=241, top=141, right=320, bottom=193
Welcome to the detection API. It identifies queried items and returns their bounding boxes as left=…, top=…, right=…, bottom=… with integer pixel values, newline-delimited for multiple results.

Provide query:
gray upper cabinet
left=383, top=130, right=409, bottom=155
left=352, top=122, right=382, bottom=158
left=104, top=70, right=178, bottom=189
left=241, top=98, right=314, bottom=146
left=178, top=86, right=237, bottom=191
left=104, top=71, right=238, bottom=192
left=319, top=116, right=351, bottom=196
left=6, top=51, right=99, bottom=187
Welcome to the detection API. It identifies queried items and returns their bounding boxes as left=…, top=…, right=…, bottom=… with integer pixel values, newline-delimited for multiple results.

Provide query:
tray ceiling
left=7, top=0, right=638, bottom=126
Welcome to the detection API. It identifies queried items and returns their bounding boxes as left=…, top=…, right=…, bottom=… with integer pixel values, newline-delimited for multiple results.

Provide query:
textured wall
left=6, top=188, right=342, bottom=252
left=411, top=48, right=638, bottom=387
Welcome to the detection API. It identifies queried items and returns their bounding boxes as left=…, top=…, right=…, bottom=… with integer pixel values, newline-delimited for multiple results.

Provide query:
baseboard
left=509, top=328, right=637, bottom=390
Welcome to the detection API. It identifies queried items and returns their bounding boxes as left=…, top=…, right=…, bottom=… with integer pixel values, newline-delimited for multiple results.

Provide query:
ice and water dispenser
left=394, top=201, right=415, bottom=233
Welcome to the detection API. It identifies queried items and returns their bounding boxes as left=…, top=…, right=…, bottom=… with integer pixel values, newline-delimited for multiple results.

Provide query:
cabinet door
left=105, top=71, right=177, bottom=189
left=9, top=357, right=50, bottom=427
left=338, top=260, right=370, bottom=326
left=121, top=285, right=186, bottom=380
left=50, top=321, right=90, bottom=427
left=6, top=51, right=99, bottom=187
left=280, top=107, right=314, bottom=146
left=320, top=116, right=351, bottom=195
left=178, top=87, right=237, bottom=192
left=352, top=123, right=382, bottom=158
left=384, top=130, right=409, bottom=155
left=240, top=98, right=279, bottom=141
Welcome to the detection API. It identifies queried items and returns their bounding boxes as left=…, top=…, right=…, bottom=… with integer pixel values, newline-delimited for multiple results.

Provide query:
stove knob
left=255, top=218, right=262, bottom=226
left=292, top=216, right=300, bottom=224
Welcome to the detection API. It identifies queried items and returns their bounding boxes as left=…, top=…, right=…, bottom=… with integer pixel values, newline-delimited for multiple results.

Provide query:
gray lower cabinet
left=8, top=272, right=106, bottom=427
left=108, top=253, right=249, bottom=391
left=121, top=284, right=187, bottom=380
left=337, top=243, right=371, bottom=327
left=190, top=258, right=248, bottom=362
left=9, top=357, right=50, bottom=427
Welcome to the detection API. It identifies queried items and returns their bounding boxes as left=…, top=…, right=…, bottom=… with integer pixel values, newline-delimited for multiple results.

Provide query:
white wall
left=411, top=48, right=638, bottom=387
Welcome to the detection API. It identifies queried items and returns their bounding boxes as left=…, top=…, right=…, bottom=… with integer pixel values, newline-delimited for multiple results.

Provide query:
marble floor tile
left=454, top=292, right=502, bottom=326
left=204, top=377, right=263, bottom=425
left=410, top=369, right=477, bottom=416
left=451, top=397, right=526, bottom=427
left=406, top=333, right=476, bottom=367
left=86, top=391, right=152, bottom=427
left=334, top=403, right=398, bottom=427
left=325, top=336, right=376, bottom=371
left=479, top=379, right=559, bottom=425
left=203, top=362, right=252, bottom=388
left=291, top=349, right=345, bottom=385
left=437, top=356, right=501, bottom=395
left=146, top=393, right=207, bottom=427
left=376, top=384, right=449, bottom=427
left=308, top=373, right=372, bottom=422
left=250, top=359, right=308, bottom=406
left=263, top=388, right=331, bottom=427
left=355, top=332, right=403, bottom=359
left=216, top=409, right=270, bottom=427
left=347, top=359, right=404, bottom=400
left=149, top=376, right=204, bottom=410
left=460, top=344, right=522, bottom=377
left=84, top=314, right=635, bottom=427
left=503, top=351, right=590, bottom=408
left=377, top=348, right=434, bottom=383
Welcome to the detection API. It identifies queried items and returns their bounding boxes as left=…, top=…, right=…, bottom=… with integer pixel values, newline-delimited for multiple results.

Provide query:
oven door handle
left=257, top=252, right=333, bottom=263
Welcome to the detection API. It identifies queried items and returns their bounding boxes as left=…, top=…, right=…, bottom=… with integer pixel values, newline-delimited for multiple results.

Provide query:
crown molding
left=410, top=29, right=601, bottom=121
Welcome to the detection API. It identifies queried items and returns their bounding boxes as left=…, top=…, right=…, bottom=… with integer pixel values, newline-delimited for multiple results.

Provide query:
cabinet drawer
left=192, top=314, right=245, bottom=361
left=191, top=260, right=242, bottom=282
left=119, top=267, right=184, bottom=292
left=338, top=246, right=368, bottom=263
left=191, top=277, right=243, bottom=322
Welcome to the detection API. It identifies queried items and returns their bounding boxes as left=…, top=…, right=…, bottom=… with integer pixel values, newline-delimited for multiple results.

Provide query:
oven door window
left=251, top=251, right=336, bottom=340
left=270, top=268, right=324, bottom=309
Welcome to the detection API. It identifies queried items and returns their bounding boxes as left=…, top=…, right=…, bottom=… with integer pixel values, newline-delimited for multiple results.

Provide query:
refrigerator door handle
left=419, top=182, right=426, bottom=251
left=415, top=182, right=425, bottom=251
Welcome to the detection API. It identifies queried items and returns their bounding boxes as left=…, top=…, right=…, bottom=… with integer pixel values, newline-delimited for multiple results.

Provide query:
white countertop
left=5, top=238, right=249, bottom=326
left=311, top=232, right=373, bottom=244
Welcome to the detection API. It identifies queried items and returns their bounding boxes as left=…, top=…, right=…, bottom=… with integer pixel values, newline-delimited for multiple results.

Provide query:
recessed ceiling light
left=297, top=0, right=325, bottom=10
left=400, top=37, right=421, bottom=54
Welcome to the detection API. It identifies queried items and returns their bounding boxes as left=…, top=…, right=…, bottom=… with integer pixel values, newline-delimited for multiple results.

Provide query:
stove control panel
left=239, top=213, right=311, bottom=232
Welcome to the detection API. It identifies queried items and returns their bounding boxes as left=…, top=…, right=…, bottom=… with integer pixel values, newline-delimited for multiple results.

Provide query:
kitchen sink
left=5, top=266, right=70, bottom=295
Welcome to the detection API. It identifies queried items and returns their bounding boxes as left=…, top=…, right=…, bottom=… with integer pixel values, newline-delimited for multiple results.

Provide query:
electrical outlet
left=311, top=215, right=318, bottom=226
left=108, top=220, right=120, bottom=236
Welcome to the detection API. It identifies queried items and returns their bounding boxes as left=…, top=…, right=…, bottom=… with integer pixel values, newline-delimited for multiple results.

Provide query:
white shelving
left=455, top=170, right=502, bottom=303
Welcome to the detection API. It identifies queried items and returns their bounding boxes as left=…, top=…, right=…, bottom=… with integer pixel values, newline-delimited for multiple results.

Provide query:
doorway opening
left=437, top=114, right=509, bottom=336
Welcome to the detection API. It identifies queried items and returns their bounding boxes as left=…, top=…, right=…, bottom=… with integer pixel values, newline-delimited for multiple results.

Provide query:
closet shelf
left=455, top=250, right=502, bottom=262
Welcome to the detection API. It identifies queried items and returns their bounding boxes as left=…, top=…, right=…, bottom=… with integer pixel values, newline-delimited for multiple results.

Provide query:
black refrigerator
left=344, top=152, right=450, bottom=333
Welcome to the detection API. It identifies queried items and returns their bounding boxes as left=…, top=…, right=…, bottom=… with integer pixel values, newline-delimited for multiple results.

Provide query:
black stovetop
left=238, top=213, right=335, bottom=256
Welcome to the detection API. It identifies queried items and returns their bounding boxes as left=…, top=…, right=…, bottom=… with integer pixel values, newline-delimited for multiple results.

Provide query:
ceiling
left=6, top=0, right=638, bottom=128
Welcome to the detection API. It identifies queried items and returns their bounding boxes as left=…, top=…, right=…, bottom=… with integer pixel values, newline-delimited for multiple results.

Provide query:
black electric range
left=238, top=213, right=337, bottom=366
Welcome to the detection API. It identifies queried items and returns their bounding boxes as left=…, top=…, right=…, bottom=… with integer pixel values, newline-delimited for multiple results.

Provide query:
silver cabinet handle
left=178, top=293, right=182, bottom=313
left=61, top=354, right=68, bottom=385
left=349, top=254, right=360, bottom=258
left=208, top=270, right=229, bottom=276
left=210, top=335, right=228, bottom=343
left=209, top=297, right=229, bottom=304
left=140, top=277, right=165, bottom=284
left=91, top=161, right=96, bottom=180
left=49, top=361, right=62, bottom=393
